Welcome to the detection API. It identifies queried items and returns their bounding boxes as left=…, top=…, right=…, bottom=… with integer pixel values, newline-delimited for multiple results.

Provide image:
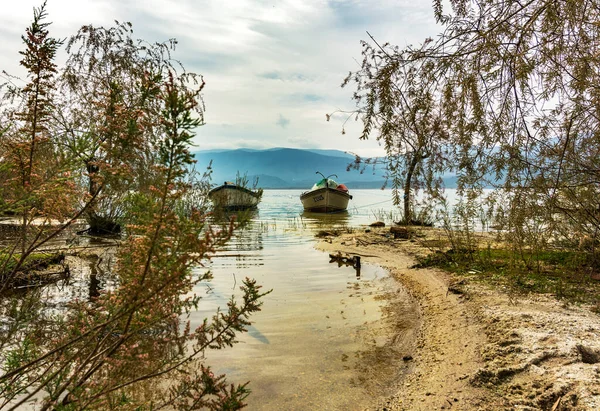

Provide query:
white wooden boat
left=300, top=173, right=352, bottom=213
left=208, top=182, right=262, bottom=210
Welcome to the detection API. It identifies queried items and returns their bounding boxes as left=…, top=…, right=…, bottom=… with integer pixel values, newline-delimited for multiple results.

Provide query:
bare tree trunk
left=84, top=159, right=120, bottom=235
left=403, top=154, right=419, bottom=225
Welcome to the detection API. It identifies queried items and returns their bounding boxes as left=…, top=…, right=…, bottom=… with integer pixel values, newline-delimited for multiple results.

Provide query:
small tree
left=334, top=34, right=451, bottom=224
left=343, top=0, right=600, bottom=264
left=0, top=0, right=72, bottom=253
left=426, top=0, right=600, bottom=257
left=1, top=5, right=267, bottom=409
left=0, top=0, right=80, bottom=291
left=53, top=21, right=203, bottom=235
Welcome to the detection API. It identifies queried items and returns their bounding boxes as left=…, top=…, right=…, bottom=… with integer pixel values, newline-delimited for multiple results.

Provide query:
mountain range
left=192, top=148, right=389, bottom=189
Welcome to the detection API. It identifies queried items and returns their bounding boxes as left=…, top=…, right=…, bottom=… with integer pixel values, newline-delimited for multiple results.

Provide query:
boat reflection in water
left=207, top=208, right=263, bottom=269
left=299, top=210, right=351, bottom=231
left=210, top=206, right=259, bottom=225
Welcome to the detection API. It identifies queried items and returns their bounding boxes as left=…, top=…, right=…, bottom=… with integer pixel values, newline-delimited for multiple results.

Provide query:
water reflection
left=2, top=190, right=413, bottom=409
left=300, top=210, right=351, bottom=229
left=329, top=252, right=362, bottom=278
left=192, top=192, right=411, bottom=410
left=210, top=207, right=259, bottom=225
left=88, top=257, right=101, bottom=300
left=210, top=221, right=264, bottom=270
left=197, top=245, right=405, bottom=410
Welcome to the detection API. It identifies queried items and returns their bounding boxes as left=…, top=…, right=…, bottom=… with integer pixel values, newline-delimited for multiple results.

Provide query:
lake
left=1, top=187, right=469, bottom=409
left=191, top=189, right=416, bottom=410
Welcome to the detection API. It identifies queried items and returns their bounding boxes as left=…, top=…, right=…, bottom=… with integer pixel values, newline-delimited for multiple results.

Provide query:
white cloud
left=1, top=0, right=441, bottom=158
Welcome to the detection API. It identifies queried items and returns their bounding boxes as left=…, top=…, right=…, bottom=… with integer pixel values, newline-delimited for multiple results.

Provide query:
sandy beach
left=315, top=226, right=600, bottom=411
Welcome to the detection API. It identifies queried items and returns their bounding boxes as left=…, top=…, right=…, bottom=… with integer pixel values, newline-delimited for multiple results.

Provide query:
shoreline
left=315, top=226, right=600, bottom=410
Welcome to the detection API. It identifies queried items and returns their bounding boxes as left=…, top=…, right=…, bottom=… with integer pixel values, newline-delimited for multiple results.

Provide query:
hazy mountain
left=193, top=147, right=387, bottom=189
left=304, top=149, right=356, bottom=159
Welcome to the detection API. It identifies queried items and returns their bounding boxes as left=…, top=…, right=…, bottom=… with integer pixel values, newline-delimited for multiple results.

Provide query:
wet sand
left=316, top=226, right=600, bottom=410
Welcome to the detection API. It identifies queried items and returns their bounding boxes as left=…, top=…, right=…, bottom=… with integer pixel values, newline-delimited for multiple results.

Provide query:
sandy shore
left=315, top=226, right=600, bottom=411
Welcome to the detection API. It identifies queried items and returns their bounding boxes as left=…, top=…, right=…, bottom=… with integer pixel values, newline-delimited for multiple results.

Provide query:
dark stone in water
left=87, top=215, right=121, bottom=235
left=315, top=230, right=337, bottom=238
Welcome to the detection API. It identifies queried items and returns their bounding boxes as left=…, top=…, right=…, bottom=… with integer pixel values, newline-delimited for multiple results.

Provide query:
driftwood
left=10, top=266, right=70, bottom=290
left=329, top=252, right=361, bottom=267
left=329, top=252, right=361, bottom=277
left=355, top=237, right=373, bottom=246
left=447, top=279, right=467, bottom=296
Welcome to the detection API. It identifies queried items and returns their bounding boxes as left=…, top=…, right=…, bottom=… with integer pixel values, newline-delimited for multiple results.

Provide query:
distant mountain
left=193, top=147, right=387, bottom=189
left=245, top=174, right=289, bottom=188
left=199, top=148, right=262, bottom=154
left=304, top=149, right=356, bottom=159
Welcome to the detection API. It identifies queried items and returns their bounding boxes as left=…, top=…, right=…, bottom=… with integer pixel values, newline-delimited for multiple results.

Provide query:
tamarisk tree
left=0, top=4, right=267, bottom=409
left=54, top=20, right=198, bottom=235
left=426, top=0, right=600, bottom=252
left=345, top=0, right=600, bottom=253
left=340, top=34, right=451, bottom=223
left=0, top=0, right=73, bottom=259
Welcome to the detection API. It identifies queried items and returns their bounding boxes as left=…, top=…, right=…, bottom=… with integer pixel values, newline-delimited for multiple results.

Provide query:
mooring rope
left=349, top=198, right=395, bottom=211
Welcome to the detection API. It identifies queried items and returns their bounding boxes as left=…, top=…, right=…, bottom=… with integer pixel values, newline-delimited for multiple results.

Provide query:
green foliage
left=418, top=241, right=600, bottom=304
left=0, top=0, right=79, bottom=285
left=0, top=6, right=266, bottom=410
left=345, top=0, right=600, bottom=292
left=234, top=171, right=262, bottom=195
left=54, top=19, right=206, bottom=234
left=338, top=36, right=451, bottom=223
left=0, top=337, right=40, bottom=402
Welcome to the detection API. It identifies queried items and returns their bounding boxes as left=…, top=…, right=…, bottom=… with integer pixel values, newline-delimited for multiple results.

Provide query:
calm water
left=190, top=189, right=415, bottom=410
left=1, top=188, right=459, bottom=409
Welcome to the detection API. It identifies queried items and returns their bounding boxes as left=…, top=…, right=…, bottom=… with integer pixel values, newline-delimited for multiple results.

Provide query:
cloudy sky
left=1, top=0, right=442, bottom=157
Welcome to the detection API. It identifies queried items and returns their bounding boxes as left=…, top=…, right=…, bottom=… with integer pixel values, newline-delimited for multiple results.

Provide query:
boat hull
left=208, top=185, right=261, bottom=210
left=300, top=187, right=352, bottom=213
